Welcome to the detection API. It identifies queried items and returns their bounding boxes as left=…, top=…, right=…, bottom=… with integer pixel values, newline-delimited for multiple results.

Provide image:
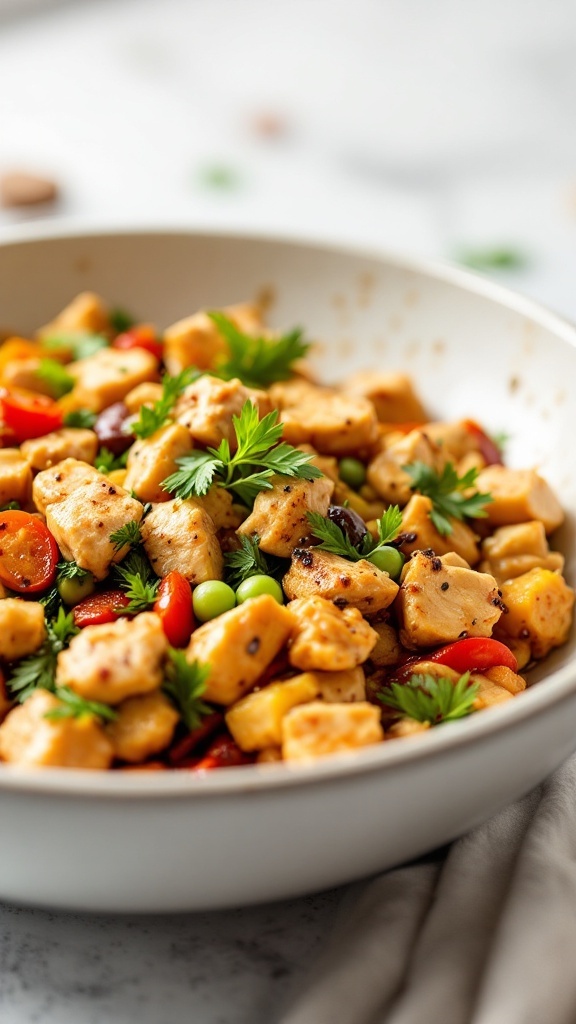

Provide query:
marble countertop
left=1, top=1, right=576, bottom=1020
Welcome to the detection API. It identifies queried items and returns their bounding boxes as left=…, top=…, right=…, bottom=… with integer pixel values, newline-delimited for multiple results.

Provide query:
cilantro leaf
left=63, top=408, right=97, bottom=429
left=163, top=401, right=322, bottom=505
left=42, top=331, right=109, bottom=360
left=109, top=520, right=143, bottom=552
left=224, top=535, right=270, bottom=588
left=6, top=607, right=79, bottom=702
left=208, top=311, right=309, bottom=389
left=113, top=544, right=159, bottom=614
left=45, top=687, right=118, bottom=723
left=132, top=367, right=202, bottom=440
left=163, top=649, right=212, bottom=731
left=379, top=672, right=479, bottom=725
left=37, top=358, right=75, bottom=398
left=403, top=461, right=493, bottom=536
left=56, top=560, right=92, bottom=583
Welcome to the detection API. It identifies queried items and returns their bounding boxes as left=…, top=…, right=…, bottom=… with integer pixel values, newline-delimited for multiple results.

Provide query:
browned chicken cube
left=396, top=550, right=502, bottom=648
left=480, top=521, right=564, bottom=583
left=38, top=291, right=109, bottom=339
left=343, top=371, right=427, bottom=423
left=498, top=567, right=575, bottom=658
left=141, top=499, right=223, bottom=583
left=272, top=380, right=378, bottom=455
left=0, top=599, right=46, bottom=661
left=237, top=475, right=334, bottom=557
left=283, top=547, right=399, bottom=617
left=0, top=449, right=32, bottom=505
left=399, top=494, right=480, bottom=566
left=106, top=691, right=179, bottom=763
left=124, top=423, right=193, bottom=503
left=33, top=457, right=102, bottom=516
left=174, top=375, right=271, bottom=449
left=0, top=690, right=113, bottom=769
left=187, top=594, right=294, bottom=705
left=288, top=596, right=377, bottom=671
left=68, top=347, right=159, bottom=413
left=281, top=701, right=384, bottom=762
left=163, top=302, right=264, bottom=375
left=475, top=466, right=564, bottom=534
left=21, top=428, right=98, bottom=472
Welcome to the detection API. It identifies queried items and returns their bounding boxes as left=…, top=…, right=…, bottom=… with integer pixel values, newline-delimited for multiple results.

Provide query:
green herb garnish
left=224, top=535, right=270, bottom=588
left=164, top=401, right=322, bottom=506
left=403, top=461, right=492, bottom=536
left=109, top=520, right=143, bottom=553
left=132, top=367, right=201, bottom=440
left=163, top=649, right=211, bottom=731
left=456, top=247, right=528, bottom=272
left=307, top=505, right=403, bottom=562
left=6, top=608, right=79, bottom=702
left=109, top=307, right=136, bottom=334
left=0, top=500, right=20, bottom=512
left=63, top=408, right=97, bottom=429
left=42, top=331, right=109, bottom=360
left=45, top=687, right=118, bottom=723
left=95, top=448, right=129, bottom=473
left=36, top=358, right=75, bottom=398
left=379, top=672, right=478, bottom=725
left=208, top=312, right=309, bottom=389
left=113, top=545, right=159, bottom=614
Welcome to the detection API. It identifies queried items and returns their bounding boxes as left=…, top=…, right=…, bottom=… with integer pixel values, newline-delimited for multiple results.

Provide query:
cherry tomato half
left=427, top=637, right=518, bottom=674
left=0, top=510, right=58, bottom=593
left=154, top=570, right=195, bottom=647
left=73, top=589, right=131, bottom=628
left=113, top=326, right=163, bottom=362
left=463, top=419, right=503, bottom=466
left=0, top=388, right=63, bottom=442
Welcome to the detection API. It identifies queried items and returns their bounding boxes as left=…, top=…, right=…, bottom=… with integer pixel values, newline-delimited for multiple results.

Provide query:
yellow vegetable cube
left=499, top=568, right=575, bottom=659
left=226, top=675, right=320, bottom=752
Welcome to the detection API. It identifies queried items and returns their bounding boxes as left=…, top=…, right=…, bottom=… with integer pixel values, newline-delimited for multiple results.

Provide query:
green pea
left=338, top=457, right=367, bottom=490
left=235, top=574, right=284, bottom=606
left=367, top=546, right=405, bottom=579
left=57, top=574, right=95, bottom=606
left=193, top=580, right=236, bottom=622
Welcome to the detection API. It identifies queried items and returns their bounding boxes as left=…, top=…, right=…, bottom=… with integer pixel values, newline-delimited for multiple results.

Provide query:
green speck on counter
left=455, top=247, right=530, bottom=271
left=196, top=164, right=242, bottom=192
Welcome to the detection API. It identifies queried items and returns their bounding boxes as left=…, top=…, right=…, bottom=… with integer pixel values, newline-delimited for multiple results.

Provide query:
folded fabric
left=279, top=754, right=576, bottom=1024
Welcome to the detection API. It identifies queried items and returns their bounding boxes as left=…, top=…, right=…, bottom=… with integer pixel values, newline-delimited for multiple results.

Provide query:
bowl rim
left=0, top=221, right=575, bottom=800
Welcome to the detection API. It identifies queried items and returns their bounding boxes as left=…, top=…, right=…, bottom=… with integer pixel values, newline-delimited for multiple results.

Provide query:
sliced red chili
left=73, top=589, right=131, bottom=628
left=194, top=735, right=253, bottom=771
left=154, top=571, right=195, bottom=648
left=463, top=419, right=503, bottom=466
left=0, top=388, right=63, bottom=442
left=0, top=511, right=58, bottom=593
left=428, top=637, right=518, bottom=674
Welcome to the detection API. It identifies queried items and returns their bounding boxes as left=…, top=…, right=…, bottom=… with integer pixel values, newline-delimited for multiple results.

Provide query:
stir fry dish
left=0, top=291, right=573, bottom=771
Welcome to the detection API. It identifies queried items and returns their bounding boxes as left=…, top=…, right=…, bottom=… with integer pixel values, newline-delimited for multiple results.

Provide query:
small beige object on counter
left=0, top=171, right=58, bottom=208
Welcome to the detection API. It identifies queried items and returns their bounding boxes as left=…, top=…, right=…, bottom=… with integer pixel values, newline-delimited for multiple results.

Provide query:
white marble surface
left=1, top=1, right=576, bottom=1021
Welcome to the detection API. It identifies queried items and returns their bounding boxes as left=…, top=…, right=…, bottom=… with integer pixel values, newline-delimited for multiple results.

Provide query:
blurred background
left=2, top=0, right=576, bottom=316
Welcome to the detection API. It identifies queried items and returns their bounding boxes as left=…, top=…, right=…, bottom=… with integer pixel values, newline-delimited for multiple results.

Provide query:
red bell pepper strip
left=0, top=388, right=63, bottom=442
left=113, top=326, right=163, bottom=362
left=73, top=589, right=132, bottom=628
left=154, top=570, right=195, bottom=648
left=427, top=637, right=518, bottom=674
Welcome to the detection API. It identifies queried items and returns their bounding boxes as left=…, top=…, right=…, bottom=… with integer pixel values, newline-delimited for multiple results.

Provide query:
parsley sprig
left=164, top=401, right=322, bottom=506
left=163, top=649, right=211, bottom=731
left=112, top=546, right=159, bottom=614
left=224, top=535, right=271, bottom=588
left=379, top=672, right=479, bottom=725
left=45, top=687, right=118, bottom=723
left=37, top=358, right=75, bottom=398
left=57, top=560, right=92, bottom=584
left=95, top=448, right=129, bottom=474
left=307, top=505, right=403, bottom=563
left=6, top=608, right=79, bottom=703
left=132, top=367, right=201, bottom=440
left=208, top=312, right=309, bottom=389
left=63, top=408, right=97, bottom=429
left=403, top=461, right=493, bottom=536
left=110, top=520, right=143, bottom=552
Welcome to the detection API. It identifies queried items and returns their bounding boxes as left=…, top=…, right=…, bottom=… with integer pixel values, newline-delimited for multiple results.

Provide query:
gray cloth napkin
left=279, top=755, right=576, bottom=1024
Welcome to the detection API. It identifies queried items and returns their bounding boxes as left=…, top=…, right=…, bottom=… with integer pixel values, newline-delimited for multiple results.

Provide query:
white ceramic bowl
left=0, top=226, right=575, bottom=913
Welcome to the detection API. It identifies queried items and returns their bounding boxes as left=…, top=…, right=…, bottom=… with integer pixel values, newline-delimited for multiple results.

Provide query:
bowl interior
left=1, top=228, right=575, bottom=686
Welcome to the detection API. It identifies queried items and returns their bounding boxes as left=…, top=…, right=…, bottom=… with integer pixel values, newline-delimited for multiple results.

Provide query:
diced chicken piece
left=368, top=620, right=402, bottom=667
left=0, top=449, right=32, bottom=505
left=387, top=718, right=430, bottom=739
left=0, top=600, right=45, bottom=661
left=471, top=666, right=525, bottom=710
left=475, top=466, right=564, bottom=534
left=367, top=428, right=445, bottom=507
left=33, top=458, right=102, bottom=516
left=141, top=499, right=223, bottom=583
left=2, top=357, right=56, bottom=397
left=283, top=548, right=399, bottom=617
left=422, top=421, right=482, bottom=462
left=124, top=423, right=192, bottom=503
left=174, top=375, right=271, bottom=449
left=396, top=550, right=502, bottom=648
left=187, top=594, right=294, bottom=705
left=105, top=691, right=179, bottom=763
left=311, top=667, right=366, bottom=702
left=343, top=371, right=427, bottom=423
left=256, top=747, right=283, bottom=763
left=57, top=612, right=167, bottom=704
left=21, top=428, right=98, bottom=472
left=225, top=674, right=320, bottom=751
left=457, top=451, right=487, bottom=476
left=275, top=382, right=378, bottom=456
left=399, top=494, right=481, bottom=566
left=480, top=521, right=564, bottom=583
left=498, top=568, right=575, bottom=659
left=67, top=347, right=159, bottom=413
left=123, top=381, right=163, bottom=414
left=37, top=291, right=109, bottom=339
left=238, top=475, right=334, bottom=558
left=190, top=487, right=244, bottom=531
left=287, top=596, right=377, bottom=671
left=281, top=701, right=384, bottom=762
left=0, top=690, right=113, bottom=769
left=46, top=476, right=143, bottom=580
left=163, top=302, right=264, bottom=375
